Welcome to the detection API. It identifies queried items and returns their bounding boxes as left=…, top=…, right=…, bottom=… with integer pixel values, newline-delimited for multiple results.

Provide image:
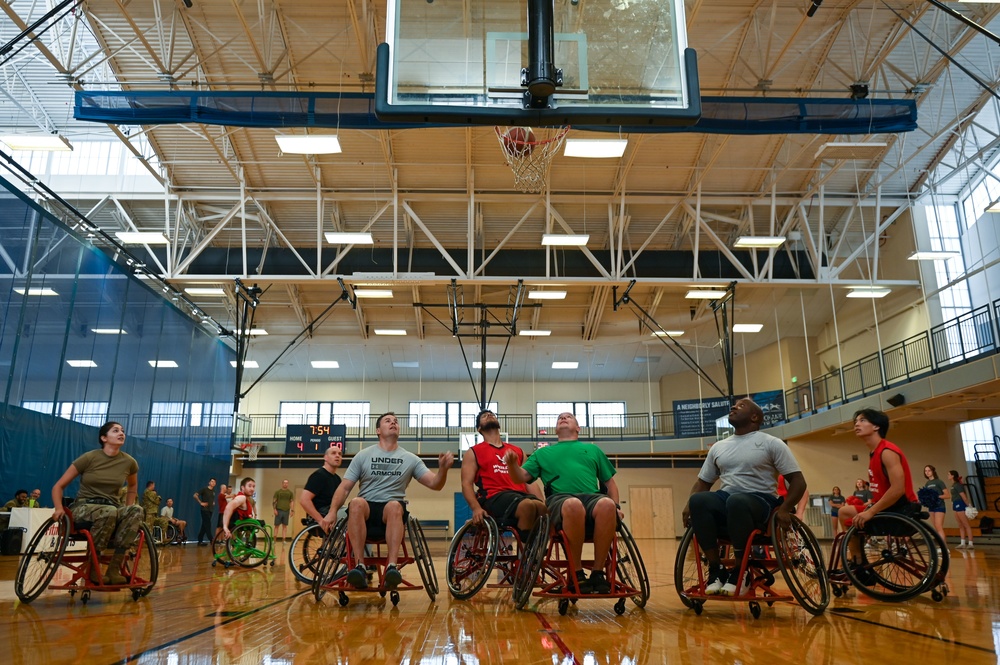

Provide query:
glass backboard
left=376, top=0, right=699, bottom=126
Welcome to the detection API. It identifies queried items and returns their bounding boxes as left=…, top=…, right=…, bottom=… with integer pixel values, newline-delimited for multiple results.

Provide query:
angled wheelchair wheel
left=127, top=524, right=159, bottom=599
left=839, top=513, right=938, bottom=602
left=407, top=517, right=439, bottom=601
left=164, top=524, right=178, bottom=544
left=446, top=517, right=499, bottom=600
left=15, top=515, right=70, bottom=603
left=312, top=519, right=348, bottom=602
left=614, top=522, right=650, bottom=608
left=227, top=522, right=272, bottom=568
left=289, top=522, right=327, bottom=584
left=770, top=513, right=829, bottom=615
left=512, top=514, right=548, bottom=610
left=211, top=534, right=227, bottom=559
left=673, top=526, right=703, bottom=610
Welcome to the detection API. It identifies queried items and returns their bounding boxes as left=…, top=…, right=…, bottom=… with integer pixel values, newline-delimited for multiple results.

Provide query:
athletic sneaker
left=384, top=564, right=402, bottom=589
left=705, top=564, right=728, bottom=595
left=582, top=570, right=611, bottom=594
left=720, top=567, right=749, bottom=596
left=572, top=569, right=588, bottom=594
left=346, top=564, right=368, bottom=589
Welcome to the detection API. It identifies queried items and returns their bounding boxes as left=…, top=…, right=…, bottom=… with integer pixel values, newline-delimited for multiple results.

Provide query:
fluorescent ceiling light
left=311, top=360, right=340, bottom=369
left=326, top=232, right=374, bottom=244
left=734, top=236, right=786, bottom=249
left=230, top=360, right=259, bottom=368
left=66, top=360, right=97, bottom=368
left=354, top=289, right=394, bottom=298
left=563, top=138, right=628, bottom=158
left=393, top=361, right=419, bottom=368
left=733, top=323, right=763, bottom=333
left=908, top=251, right=962, bottom=261
left=473, top=361, right=500, bottom=369
left=552, top=361, right=579, bottom=369
left=541, top=234, right=590, bottom=246
left=815, top=142, right=887, bottom=160
left=685, top=289, right=727, bottom=299
left=115, top=231, right=168, bottom=244
left=275, top=135, right=341, bottom=154
left=236, top=328, right=268, bottom=336
left=14, top=287, right=58, bottom=296
left=91, top=328, right=126, bottom=335
left=527, top=290, right=567, bottom=300
left=653, top=330, right=685, bottom=337
left=0, top=134, right=72, bottom=151
left=519, top=329, right=552, bottom=336
left=847, top=287, right=891, bottom=298
left=149, top=360, right=178, bottom=368
left=185, top=287, right=226, bottom=296
left=374, top=329, right=407, bottom=336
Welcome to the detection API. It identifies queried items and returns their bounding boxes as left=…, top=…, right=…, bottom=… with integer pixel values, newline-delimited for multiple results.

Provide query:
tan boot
left=103, top=551, right=128, bottom=586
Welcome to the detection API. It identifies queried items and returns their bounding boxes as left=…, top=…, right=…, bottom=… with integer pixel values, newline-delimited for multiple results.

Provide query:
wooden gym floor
left=0, top=538, right=996, bottom=665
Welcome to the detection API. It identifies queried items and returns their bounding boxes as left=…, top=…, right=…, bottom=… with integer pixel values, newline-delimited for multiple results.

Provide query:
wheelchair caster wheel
left=338, top=592, right=349, bottom=607
left=379, top=591, right=387, bottom=598
left=132, top=589, right=142, bottom=601
left=211, top=561, right=217, bottom=567
left=749, top=602, right=761, bottom=619
left=931, top=590, right=943, bottom=602
left=614, top=599, right=626, bottom=615
left=69, top=590, right=76, bottom=597
left=270, top=560, right=275, bottom=567
left=766, top=601, right=774, bottom=607
left=82, top=591, right=91, bottom=604
left=831, top=585, right=841, bottom=597
left=693, top=601, right=703, bottom=615
left=558, top=599, right=569, bottom=615
left=390, top=591, right=400, bottom=606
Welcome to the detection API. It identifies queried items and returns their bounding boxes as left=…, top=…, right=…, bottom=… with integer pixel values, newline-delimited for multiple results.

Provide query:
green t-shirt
left=521, top=440, right=616, bottom=495
left=273, top=488, right=294, bottom=511
left=73, top=449, right=139, bottom=504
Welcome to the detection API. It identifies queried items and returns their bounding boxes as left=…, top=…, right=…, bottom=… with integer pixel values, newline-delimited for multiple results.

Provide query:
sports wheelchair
left=675, top=511, right=830, bottom=618
left=512, top=514, right=649, bottom=616
left=15, top=511, right=158, bottom=604
left=828, top=510, right=949, bottom=602
left=212, top=518, right=276, bottom=568
left=311, top=515, right=438, bottom=607
left=289, top=517, right=329, bottom=584
left=446, top=515, right=529, bottom=599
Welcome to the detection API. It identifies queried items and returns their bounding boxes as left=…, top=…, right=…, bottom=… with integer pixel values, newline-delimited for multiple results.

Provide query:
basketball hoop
left=241, top=442, right=263, bottom=461
left=495, top=126, right=569, bottom=193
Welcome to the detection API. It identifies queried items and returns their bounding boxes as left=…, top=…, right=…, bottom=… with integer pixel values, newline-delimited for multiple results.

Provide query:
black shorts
left=348, top=500, right=409, bottom=542
left=546, top=493, right=611, bottom=533
left=482, top=491, right=538, bottom=527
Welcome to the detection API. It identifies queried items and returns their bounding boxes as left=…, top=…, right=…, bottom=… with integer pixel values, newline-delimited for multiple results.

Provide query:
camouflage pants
left=72, top=502, right=143, bottom=552
left=145, top=511, right=169, bottom=532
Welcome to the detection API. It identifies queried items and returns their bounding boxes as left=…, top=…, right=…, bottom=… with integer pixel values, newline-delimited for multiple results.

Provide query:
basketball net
left=495, top=126, right=570, bottom=193
left=242, top=442, right=262, bottom=461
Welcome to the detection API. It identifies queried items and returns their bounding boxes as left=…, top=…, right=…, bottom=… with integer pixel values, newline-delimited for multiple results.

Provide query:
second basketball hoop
left=495, top=126, right=569, bottom=193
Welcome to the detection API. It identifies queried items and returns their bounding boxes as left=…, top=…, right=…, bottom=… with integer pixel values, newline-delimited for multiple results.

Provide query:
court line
left=534, top=611, right=582, bottom=665
left=832, top=611, right=996, bottom=654
left=106, top=588, right=310, bottom=665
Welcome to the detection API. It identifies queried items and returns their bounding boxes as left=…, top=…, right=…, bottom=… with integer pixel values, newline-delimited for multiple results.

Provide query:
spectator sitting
left=28, top=489, right=42, bottom=508
left=3, top=489, right=30, bottom=511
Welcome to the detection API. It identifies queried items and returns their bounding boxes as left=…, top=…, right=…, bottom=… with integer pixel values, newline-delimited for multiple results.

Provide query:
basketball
left=501, top=126, right=535, bottom=158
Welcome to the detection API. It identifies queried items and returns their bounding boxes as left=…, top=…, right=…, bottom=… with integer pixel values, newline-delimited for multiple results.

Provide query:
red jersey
left=471, top=441, right=528, bottom=499
left=233, top=492, right=255, bottom=520
left=868, top=439, right=917, bottom=504
left=217, top=493, right=228, bottom=514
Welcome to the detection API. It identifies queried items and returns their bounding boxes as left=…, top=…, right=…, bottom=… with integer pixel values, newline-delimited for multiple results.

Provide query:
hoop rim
left=495, top=125, right=570, bottom=149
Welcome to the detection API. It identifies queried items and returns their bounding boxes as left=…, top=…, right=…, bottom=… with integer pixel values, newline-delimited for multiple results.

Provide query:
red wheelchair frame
left=513, top=515, right=650, bottom=615
left=15, top=510, right=158, bottom=604
left=675, top=512, right=830, bottom=618
left=311, top=515, right=438, bottom=607
left=446, top=515, right=527, bottom=599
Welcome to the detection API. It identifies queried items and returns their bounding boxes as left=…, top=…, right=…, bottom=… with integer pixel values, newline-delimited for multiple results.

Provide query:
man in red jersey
left=837, top=408, right=920, bottom=573
left=461, top=410, right=546, bottom=533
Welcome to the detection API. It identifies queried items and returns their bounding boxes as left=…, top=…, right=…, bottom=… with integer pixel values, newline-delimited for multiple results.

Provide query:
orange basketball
left=502, top=127, right=535, bottom=158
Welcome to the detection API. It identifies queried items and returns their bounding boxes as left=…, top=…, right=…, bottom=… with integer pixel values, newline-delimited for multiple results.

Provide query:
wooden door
left=628, top=486, right=675, bottom=539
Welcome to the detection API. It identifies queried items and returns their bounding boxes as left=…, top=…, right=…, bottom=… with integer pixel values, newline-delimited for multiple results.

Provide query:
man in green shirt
left=273, top=479, right=294, bottom=540
left=505, top=412, right=621, bottom=594
left=3, top=489, right=30, bottom=511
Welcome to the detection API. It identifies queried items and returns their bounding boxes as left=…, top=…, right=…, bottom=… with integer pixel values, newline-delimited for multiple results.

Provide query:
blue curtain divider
left=74, top=91, right=917, bottom=135
left=0, top=404, right=229, bottom=529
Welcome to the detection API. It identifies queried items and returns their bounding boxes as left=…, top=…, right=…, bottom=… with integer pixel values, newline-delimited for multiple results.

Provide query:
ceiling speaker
left=886, top=394, right=906, bottom=408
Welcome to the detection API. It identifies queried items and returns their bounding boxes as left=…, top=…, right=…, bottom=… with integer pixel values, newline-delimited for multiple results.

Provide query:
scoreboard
left=284, top=424, right=346, bottom=455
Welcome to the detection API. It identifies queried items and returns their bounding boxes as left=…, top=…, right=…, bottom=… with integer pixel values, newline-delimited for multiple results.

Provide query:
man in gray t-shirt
left=324, top=411, right=454, bottom=590
left=682, top=398, right=807, bottom=597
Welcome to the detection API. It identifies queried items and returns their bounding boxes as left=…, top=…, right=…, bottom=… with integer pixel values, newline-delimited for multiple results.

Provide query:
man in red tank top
left=222, top=477, right=258, bottom=539
left=461, top=410, right=546, bottom=533
left=838, top=408, right=920, bottom=566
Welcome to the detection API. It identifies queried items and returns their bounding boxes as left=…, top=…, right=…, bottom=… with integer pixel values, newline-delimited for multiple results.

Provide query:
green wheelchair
left=211, top=518, right=276, bottom=568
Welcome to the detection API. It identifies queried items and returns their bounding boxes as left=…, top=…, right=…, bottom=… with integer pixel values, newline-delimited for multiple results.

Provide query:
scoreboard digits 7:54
left=284, top=424, right=346, bottom=455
